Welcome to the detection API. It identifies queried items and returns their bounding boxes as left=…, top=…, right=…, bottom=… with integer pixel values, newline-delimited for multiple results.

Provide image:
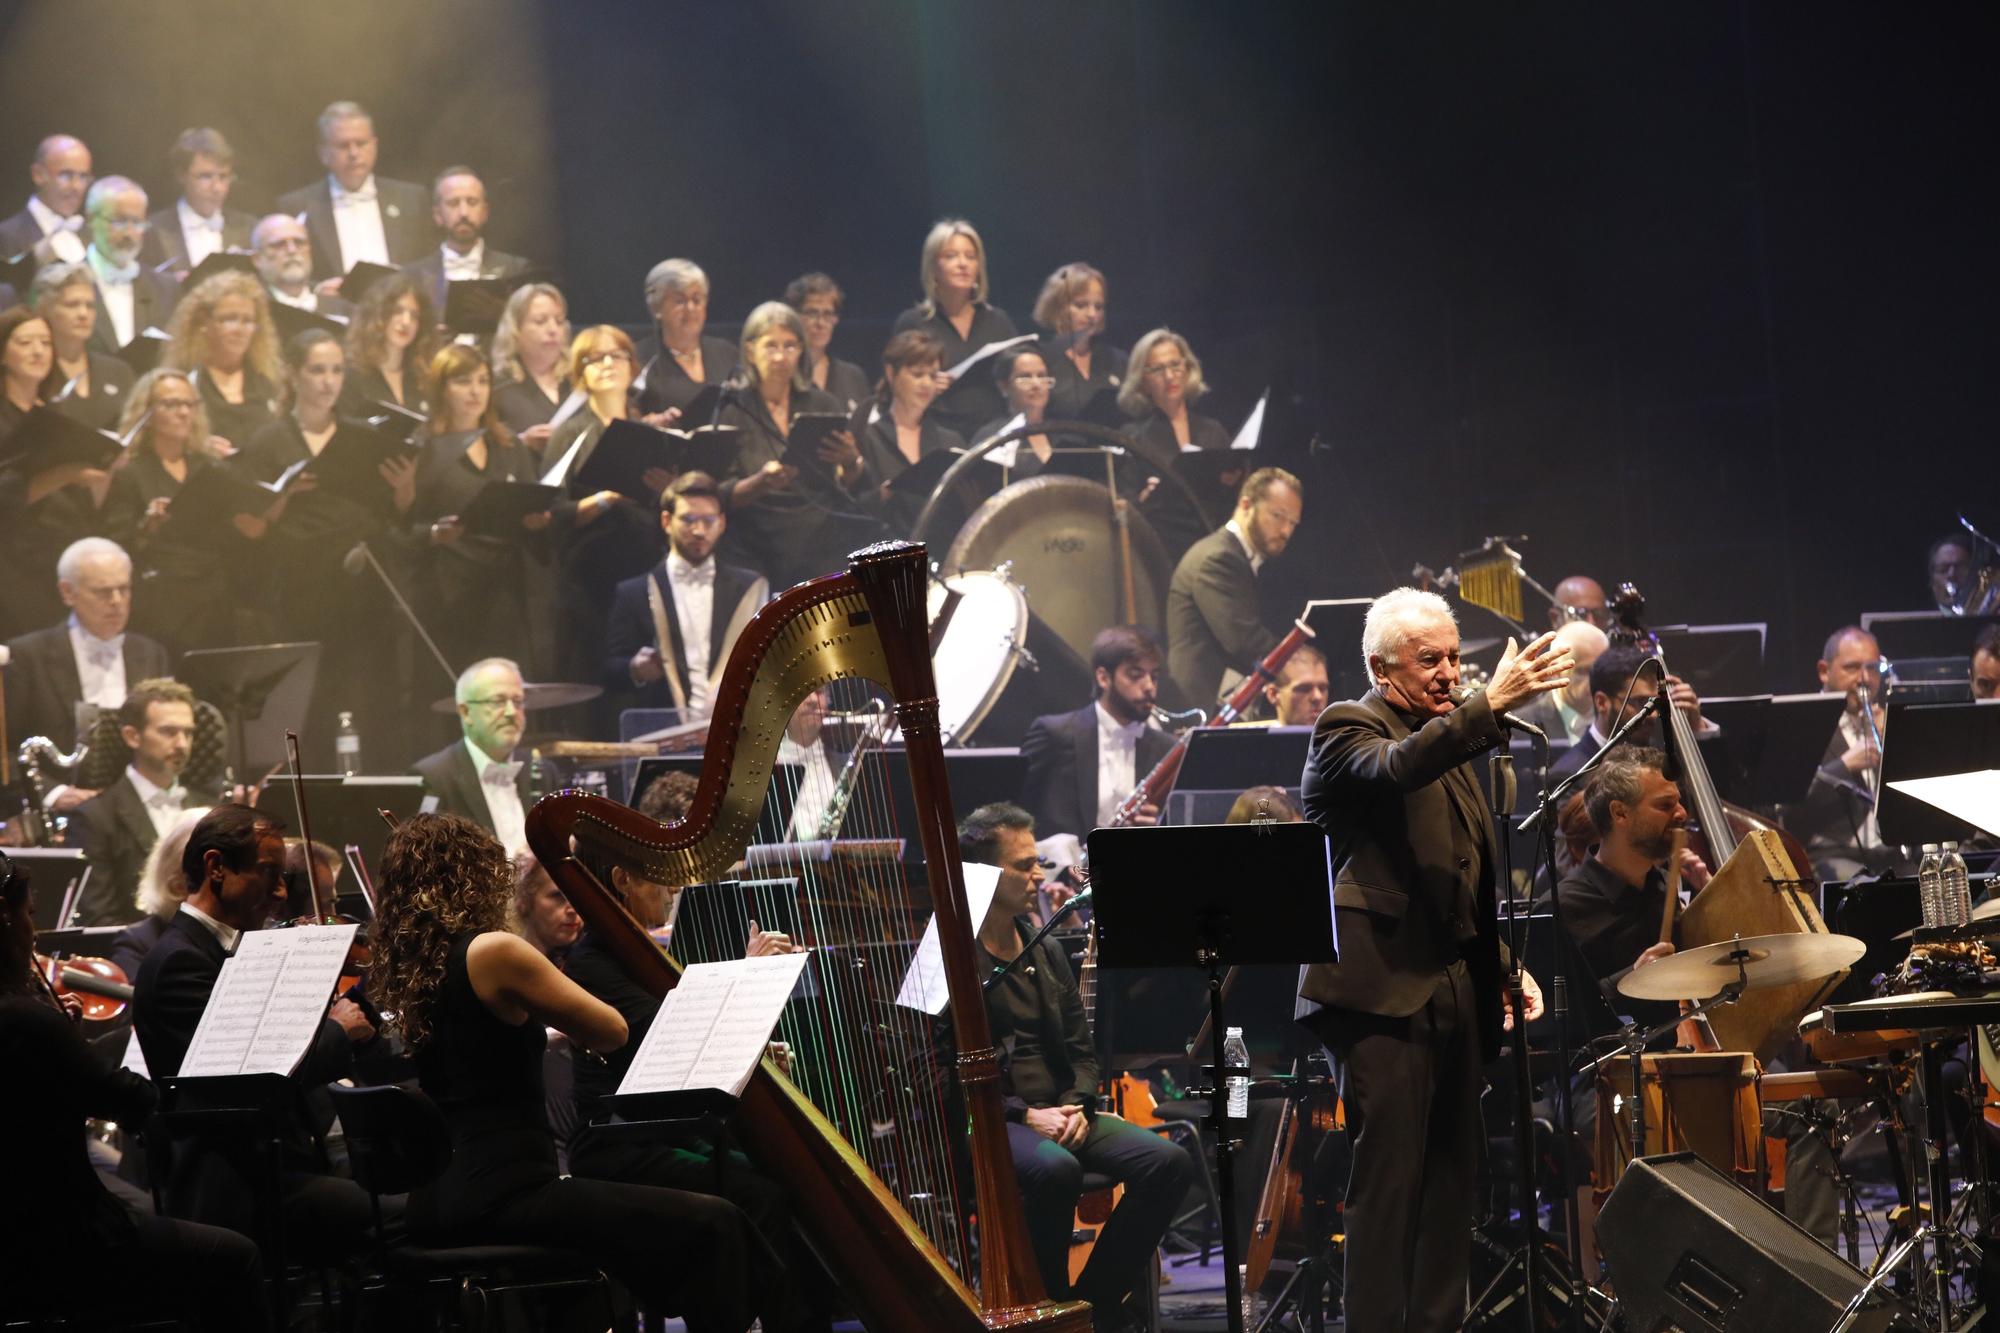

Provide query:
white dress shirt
left=666, top=550, right=717, bottom=720
left=1225, top=518, right=1264, bottom=574
left=329, top=175, right=390, bottom=269
left=26, top=195, right=84, bottom=261
left=1094, top=700, right=1145, bottom=828
left=176, top=197, right=226, bottom=267
left=126, top=764, right=188, bottom=841
left=780, top=735, right=838, bottom=841
left=441, top=240, right=485, bottom=282
left=68, top=613, right=127, bottom=711
left=179, top=901, right=242, bottom=954
left=87, top=245, right=138, bottom=348
left=466, top=736, right=527, bottom=856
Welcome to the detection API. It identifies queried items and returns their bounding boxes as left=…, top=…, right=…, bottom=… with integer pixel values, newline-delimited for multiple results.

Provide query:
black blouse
left=858, top=412, right=969, bottom=539
left=340, top=363, right=431, bottom=419
left=631, top=332, right=740, bottom=417
left=102, top=446, right=229, bottom=578
left=1044, top=336, right=1127, bottom=426
left=890, top=302, right=1020, bottom=442
left=810, top=353, right=873, bottom=414
left=412, top=426, right=545, bottom=566
left=721, top=385, right=881, bottom=584
left=493, top=376, right=569, bottom=436
left=45, top=353, right=135, bottom=433
left=193, top=365, right=278, bottom=451
left=239, top=414, right=396, bottom=551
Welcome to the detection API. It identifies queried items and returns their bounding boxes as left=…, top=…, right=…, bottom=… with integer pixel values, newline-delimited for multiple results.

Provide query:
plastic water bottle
left=1223, top=1026, right=1250, bottom=1119
left=334, top=711, right=362, bottom=777
left=1941, top=841, right=1973, bottom=927
left=1918, top=844, right=1943, bottom=928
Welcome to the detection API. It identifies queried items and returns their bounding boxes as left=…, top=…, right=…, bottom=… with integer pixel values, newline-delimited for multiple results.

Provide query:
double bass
left=527, top=542, right=1090, bottom=1333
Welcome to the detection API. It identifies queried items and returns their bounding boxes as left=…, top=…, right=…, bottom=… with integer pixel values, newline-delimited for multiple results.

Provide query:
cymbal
left=1617, top=932, right=1867, bottom=1001
left=428, top=681, right=604, bottom=715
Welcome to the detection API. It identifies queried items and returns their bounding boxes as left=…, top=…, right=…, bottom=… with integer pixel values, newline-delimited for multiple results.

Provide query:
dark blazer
left=1297, top=688, right=1509, bottom=1057
left=602, top=557, right=767, bottom=709
left=402, top=245, right=530, bottom=313
left=411, top=738, right=531, bottom=838
left=274, top=176, right=432, bottom=280
left=631, top=332, right=740, bottom=417
left=493, top=376, right=568, bottom=435
left=1788, top=724, right=1897, bottom=880
left=44, top=350, right=135, bottom=432
left=1018, top=702, right=1176, bottom=840
left=1166, top=526, right=1278, bottom=708
left=86, top=266, right=177, bottom=356
left=2, top=621, right=171, bottom=754
left=67, top=773, right=163, bottom=928
left=0, top=206, right=49, bottom=258
left=139, top=204, right=257, bottom=271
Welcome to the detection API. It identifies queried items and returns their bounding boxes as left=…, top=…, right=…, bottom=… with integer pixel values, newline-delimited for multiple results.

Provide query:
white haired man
left=409, top=657, right=534, bottom=855
left=82, top=176, right=175, bottom=354
left=3, top=537, right=172, bottom=810
left=1297, top=586, right=1571, bottom=1332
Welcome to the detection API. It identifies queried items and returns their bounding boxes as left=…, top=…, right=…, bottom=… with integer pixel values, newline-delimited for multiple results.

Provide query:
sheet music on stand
left=178, top=924, right=356, bottom=1077
left=896, top=862, right=1001, bottom=1015
left=615, top=952, right=812, bottom=1098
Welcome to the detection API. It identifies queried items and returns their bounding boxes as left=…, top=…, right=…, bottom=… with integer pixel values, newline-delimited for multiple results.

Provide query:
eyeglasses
left=261, top=237, right=309, bottom=252
left=672, top=513, right=723, bottom=529
left=1143, top=359, right=1188, bottom=379
left=102, top=216, right=150, bottom=232
left=580, top=350, right=631, bottom=369
left=1011, top=372, right=1055, bottom=384
left=465, top=695, right=526, bottom=712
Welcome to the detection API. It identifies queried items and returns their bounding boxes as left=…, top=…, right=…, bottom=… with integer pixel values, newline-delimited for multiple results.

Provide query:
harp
left=525, top=541, right=1092, bottom=1333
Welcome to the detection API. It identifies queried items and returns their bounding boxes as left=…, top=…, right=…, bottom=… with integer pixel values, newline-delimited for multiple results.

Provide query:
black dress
left=0, top=396, right=107, bottom=638
left=631, top=332, right=740, bottom=417
left=410, top=427, right=548, bottom=674
left=45, top=351, right=136, bottom=432
left=193, top=366, right=278, bottom=452
left=891, top=302, right=1020, bottom=441
left=493, top=375, right=568, bottom=436
left=340, top=363, right=431, bottom=419
left=1123, top=409, right=1235, bottom=558
left=1043, top=337, right=1127, bottom=426
left=809, top=353, right=872, bottom=414
left=103, top=447, right=262, bottom=655
left=721, top=386, right=885, bottom=589
left=857, top=412, right=973, bottom=541
left=412, top=931, right=764, bottom=1330
left=544, top=411, right=663, bottom=689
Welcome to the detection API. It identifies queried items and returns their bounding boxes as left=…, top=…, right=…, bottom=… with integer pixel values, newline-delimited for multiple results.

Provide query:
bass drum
left=944, top=474, right=1177, bottom=673
left=928, top=569, right=1029, bottom=745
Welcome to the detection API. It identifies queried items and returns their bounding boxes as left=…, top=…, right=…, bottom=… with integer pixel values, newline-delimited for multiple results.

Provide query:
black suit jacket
left=2, top=621, right=171, bottom=754
left=411, top=739, right=531, bottom=837
left=1166, top=526, right=1277, bottom=709
left=0, top=206, right=47, bottom=259
left=401, top=245, right=530, bottom=313
left=274, top=176, right=432, bottom=280
left=139, top=204, right=257, bottom=271
left=602, top=557, right=767, bottom=710
left=1018, top=703, right=1176, bottom=840
left=67, top=773, right=161, bottom=928
left=87, top=266, right=178, bottom=355
left=1297, top=688, right=1509, bottom=1058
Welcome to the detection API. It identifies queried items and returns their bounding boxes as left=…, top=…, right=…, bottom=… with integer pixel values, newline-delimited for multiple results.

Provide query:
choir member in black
left=891, top=218, right=1019, bottom=441
left=414, top=342, right=554, bottom=672
left=0, top=850, right=267, bottom=1331
left=250, top=213, right=348, bottom=319
left=1118, top=328, right=1228, bottom=456
left=489, top=280, right=572, bottom=447
left=162, top=270, right=281, bottom=452
left=340, top=271, right=437, bottom=417
left=0, top=305, right=108, bottom=637
left=241, top=329, right=418, bottom=765
left=632, top=257, right=739, bottom=417
left=784, top=270, right=871, bottom=412
left=858, top=329, right=972, bottom=537
left=1034, top=262, right=1124, bottom=425
left=105, top=368, right=291, bottom=654
left=971, top=343, right=1063, bottom=477
left=721, top=301, right=875, bottom=588
left=33, top=259, right=133, bottom=431
left=366, top=812, right=778, bottom=1331
left=956, top=802, right=1199, bottom=1328
left=545, top=324, right=666, bottom=687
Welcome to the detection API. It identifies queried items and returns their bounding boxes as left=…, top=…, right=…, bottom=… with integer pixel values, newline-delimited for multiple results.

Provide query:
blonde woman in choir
left=891, top=218, right=1019, bottom=440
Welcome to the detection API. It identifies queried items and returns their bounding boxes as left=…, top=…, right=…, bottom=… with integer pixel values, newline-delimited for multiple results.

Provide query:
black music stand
left=1162, top=725, right=1313, bottom=826
left=181, top=642, right=320, bottom=781
left=252, top=776, right=424, bottom=878
left=1880, top=699, right=2000, bottom=846
left=1086, top=821, right=1335, bottom=1333
left=1696, top=693, right=1848, bottom=809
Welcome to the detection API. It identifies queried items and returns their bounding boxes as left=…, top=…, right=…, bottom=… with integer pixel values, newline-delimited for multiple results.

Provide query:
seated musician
left=1546, top=643, right=1709, bottom=784
left=1513, top=619, right=1607, bottom=745
left=410, top=657, right=534, bottom=857
left=1790, top=625, right=1900, bottom=882
left=1019, top=626, right=1175, bottom=842
left=1973, top=623, right=2000, bottom=700
left=1164, top=466, right=1303, bottom=708
left=603, top=470, right=768, bottom=724
left=957, top=801, right=1199, bottom=1331
left=510, top=852, right=581, bottom=964
left=365, top=812, right=780, bottom=1331
left=779, top=686, right=844, bottom=841
left=0, top=850, right=266, bottom=1331
left=130, top=804, right=380, bottom=1255
left=1254, top=641, right=1329, bottom=726
left=107, top=804, right=210, bottom=979
left=1545, top=574, right=1611, bottom=631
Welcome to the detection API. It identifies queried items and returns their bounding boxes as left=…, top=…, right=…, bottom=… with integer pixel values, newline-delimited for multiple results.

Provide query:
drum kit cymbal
left=1617, top=931, right=1867, bottom=1001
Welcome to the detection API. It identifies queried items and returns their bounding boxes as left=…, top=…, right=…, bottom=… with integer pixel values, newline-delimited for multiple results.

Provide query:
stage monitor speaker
left=1597, top=1152, right=1902, bottom=1332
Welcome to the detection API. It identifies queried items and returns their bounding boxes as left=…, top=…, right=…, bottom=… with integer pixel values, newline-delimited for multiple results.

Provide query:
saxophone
left=15, top=735, right=89, bottom=846
left=812, top=699, right=893, bottom=840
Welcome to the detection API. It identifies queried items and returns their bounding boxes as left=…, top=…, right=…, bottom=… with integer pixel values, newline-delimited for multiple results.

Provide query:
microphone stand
left=983, top=889, right=1091, bottom=993
left=346, top=540, right=457, bottom=687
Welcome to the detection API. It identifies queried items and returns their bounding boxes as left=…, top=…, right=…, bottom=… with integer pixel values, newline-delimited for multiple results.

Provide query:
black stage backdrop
left=0, top=1, right=1992, bottom=690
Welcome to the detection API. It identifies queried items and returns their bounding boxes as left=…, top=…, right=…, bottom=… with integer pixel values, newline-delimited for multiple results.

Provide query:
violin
left=33, top=950, right=131, bottom=1022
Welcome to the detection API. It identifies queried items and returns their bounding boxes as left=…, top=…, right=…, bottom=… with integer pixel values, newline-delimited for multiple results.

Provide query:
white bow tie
left=673, top=560, right=714, bottom=586
left=146, top=786, right=184, bottom=810
left=56, top=215, right=82, bottom=233
left=192, top=211, right=223, bottom=233
left=337, top=184, right=376, bottom=205
left=98, top=259, right=138, bottom=285
left=83, top=639, right=121, bottom=670
left=482, top=761, right=523, bottom=787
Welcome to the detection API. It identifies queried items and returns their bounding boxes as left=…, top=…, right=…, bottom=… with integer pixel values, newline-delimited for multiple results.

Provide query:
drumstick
left=1659, top=828, right=1686, bottom=946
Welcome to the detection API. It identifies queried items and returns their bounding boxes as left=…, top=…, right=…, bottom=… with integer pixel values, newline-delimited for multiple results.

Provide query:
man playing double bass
left=1297, top=587, right=1572, bottom=1331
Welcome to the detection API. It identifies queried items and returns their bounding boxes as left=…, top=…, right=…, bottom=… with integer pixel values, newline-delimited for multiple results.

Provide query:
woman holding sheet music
left=163, top=270, right=280, bottom=451
left=366, top=813, right=777, bottom=1332
left=0, top=305, right=100, bottom=636
left=32, top=260, right=134, bottom=433
left=1034, top=262, right=1124, bottom=425
left=489, top=281, right=572, bottom=448
left=632, top=258, right=740, bottom=417
left=891, top=218, right=1020, bottom=441
left=784, top=271, right=871, bottom=413
left=857, top=329, right=970, bottom=537
left=340, top=272, right=437, bottom=419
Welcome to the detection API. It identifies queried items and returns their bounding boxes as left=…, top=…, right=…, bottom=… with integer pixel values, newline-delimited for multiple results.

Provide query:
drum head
left=945, top=475, right=1175, bottom=669
left=928, top=571, right=1029, bottom=743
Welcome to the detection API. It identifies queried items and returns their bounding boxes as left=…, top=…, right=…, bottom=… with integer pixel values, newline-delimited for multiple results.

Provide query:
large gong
left=944, top=473, right=1178, bottom=665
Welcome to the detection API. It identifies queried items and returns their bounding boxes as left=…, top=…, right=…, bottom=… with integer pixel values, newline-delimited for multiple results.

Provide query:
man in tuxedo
left=1260, top=641, right=1330, bottom=726
left=1792, top=625, right=1900, bottom=881
left=67, top=678, right=205, bottom=927
left=132, top=803, right=377, bottom=1249
left=1019, top=625, right=1175, bottom=840
left=3, top=537, right=170, bottom=806
left=1546, top=641, right=1709, bottom=785
left=276, top=100, right=430, bottom=283
left=0, top=133, right=92, bottom=266
left=83, top=177, right=175, bottom=355
left=400, top=166, right=529, bottom=313
left=1297, top=588, right=1568, bottom=1331
left=249, top=213, right=352, bottom=319
left=139, top=127, right=256, bottom=275
left=604, top=471, right=768, bottom=723
left=411, top=656, right=533, bottom=855
left=1165, top=466, right=1302, bottom=708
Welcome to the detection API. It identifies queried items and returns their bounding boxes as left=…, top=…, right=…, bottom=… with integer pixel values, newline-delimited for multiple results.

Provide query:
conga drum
left=1593, top=1051, right=1763, bottom=1199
